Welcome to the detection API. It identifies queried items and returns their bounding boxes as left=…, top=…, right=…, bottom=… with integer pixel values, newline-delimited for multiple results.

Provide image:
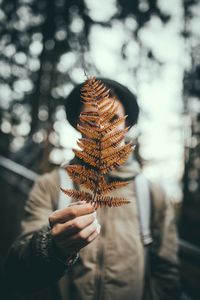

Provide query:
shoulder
left=29, top=168, right=60, bottom=209
left=35, top=168, right=60, bottom=190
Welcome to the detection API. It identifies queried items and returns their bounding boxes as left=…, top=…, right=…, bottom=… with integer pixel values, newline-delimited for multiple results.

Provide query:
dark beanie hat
left=65, top=78, right=139, bottom=128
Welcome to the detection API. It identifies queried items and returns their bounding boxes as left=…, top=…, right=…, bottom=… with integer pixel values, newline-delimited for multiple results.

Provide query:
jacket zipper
left=93, top=207, right=107, bottom=300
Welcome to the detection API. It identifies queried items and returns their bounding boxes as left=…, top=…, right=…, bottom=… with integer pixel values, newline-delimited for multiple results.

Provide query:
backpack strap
left=135, top=173, right=153, bottom=246
left=58, top=168, right=73, bottom=209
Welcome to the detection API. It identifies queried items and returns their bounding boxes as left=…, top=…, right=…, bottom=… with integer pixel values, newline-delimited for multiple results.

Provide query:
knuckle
left=87, top=233, right=96, bottom=243
left=78, top=231, right=87, bottom=240
left=51, top=227, right=56, bottom=237
left=49, top=210, right=60, bottom=224
left=87, top=235, right=92, bottom=243
left=51, top=225, right=59, bottom=237
left=49, top=214, right=56, bottom=225
left=72, top=219, right=81, bottom=229
left=69, top=207, right=77, bottom=218
left=88, top=231, right=98, bottom=243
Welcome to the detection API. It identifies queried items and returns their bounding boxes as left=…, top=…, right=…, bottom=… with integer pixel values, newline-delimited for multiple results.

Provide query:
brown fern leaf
left=95, top=195, right=130, bottom=208
left=78, top=138, right=97, bottom=148
left=99, top=181, right=129, bottom=194
left=77, top=124, right=100, bottom=139
left=68, top=176, right=96, bottom=190
left=81, top=79, right=110, bottom=100
left=98, top=98, right=116, bottom=113
left=101, top=127, right=129, bottom=143
left=80, top=114, right=99, bottom=124
left=101, top=143, right=125, bottom=157
left=66, top=165, right=98, bottom=180
left=99, top=98, right=114, bottom=112
left=99, top=98, right=117, bottom=120
left=102, top=143, right=133, bottom=160
left=60, top=188, right=92, bottom=203
left=99, top=116, right=127, bottom=134
left=101, top=133, right=126, bottom=150
left=61, top=77, right=135, bottom=208
left=73, top=149, right=98, bottom=168
left=77, top=140, right=100, bottom=158
left=100, top=148, right=133, bottom=174
left=66, top=166, right=97, bottom=190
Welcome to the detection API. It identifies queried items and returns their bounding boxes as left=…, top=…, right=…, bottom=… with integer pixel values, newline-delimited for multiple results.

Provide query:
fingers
left=58, top=219, right=101, bottom=253
left=49, top=202, right=95, bottom=227
left=68, top=201, right=87, bottom=207
left=84, top=221, right=101, bottom=243
left=51, top=212, right=96, bottom=240
left=70, top=219, right=101, bottom=243
left=49, top=202, right=100, bottom=256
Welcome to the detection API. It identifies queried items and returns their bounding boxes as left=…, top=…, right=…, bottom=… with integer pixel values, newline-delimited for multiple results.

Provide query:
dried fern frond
left=61, top=77, right=134, bottom=208
left=60, top=188, right=93, bottom=203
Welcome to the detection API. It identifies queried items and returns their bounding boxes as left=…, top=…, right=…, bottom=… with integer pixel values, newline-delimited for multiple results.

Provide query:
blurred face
left=80, top=98, right=126, bottom=131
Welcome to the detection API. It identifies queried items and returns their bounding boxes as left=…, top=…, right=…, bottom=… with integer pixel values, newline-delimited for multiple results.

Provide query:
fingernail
left=93, top=211, right=97, bottom=217
left=93, top=219, right=98, bottom=228
left=97, top=224, right=101, bottom=234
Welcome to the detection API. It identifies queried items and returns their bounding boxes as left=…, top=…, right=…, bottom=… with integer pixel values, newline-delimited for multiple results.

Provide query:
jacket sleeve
left=145, top=184, right=181, bottom=300
left=3, top=171, right=77, bottom=295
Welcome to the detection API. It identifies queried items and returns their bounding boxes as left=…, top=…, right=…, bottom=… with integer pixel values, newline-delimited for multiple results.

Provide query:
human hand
left=49, top=202, right=100, bottom=256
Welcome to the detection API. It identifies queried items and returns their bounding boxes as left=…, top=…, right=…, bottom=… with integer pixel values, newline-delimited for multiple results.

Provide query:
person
left=4, top=78, right=181, bottom=300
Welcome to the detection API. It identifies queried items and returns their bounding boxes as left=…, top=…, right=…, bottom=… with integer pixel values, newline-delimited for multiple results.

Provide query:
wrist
left=51, top=237, right=79, bottom=268
left=31, top=225, right=79, bottom=269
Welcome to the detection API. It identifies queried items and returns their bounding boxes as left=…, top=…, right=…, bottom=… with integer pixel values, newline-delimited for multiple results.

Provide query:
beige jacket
left=5, top=159, right=180, bottom=300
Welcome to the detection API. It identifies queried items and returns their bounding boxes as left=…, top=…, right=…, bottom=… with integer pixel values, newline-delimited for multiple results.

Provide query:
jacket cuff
left=32, top=226, right=79, bottom=270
